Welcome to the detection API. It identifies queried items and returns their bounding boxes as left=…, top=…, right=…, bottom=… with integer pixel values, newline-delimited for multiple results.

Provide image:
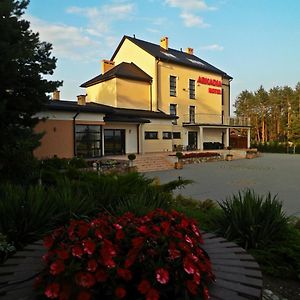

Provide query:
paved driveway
left=146, top=153, right=300, bottom=216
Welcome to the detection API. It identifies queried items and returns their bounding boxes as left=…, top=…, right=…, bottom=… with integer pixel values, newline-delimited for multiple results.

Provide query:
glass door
left=104, top=129, right=125, bottom=155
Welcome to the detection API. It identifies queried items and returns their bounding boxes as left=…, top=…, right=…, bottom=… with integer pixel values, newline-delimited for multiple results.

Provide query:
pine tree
left=0, top=0, right=61, bottom=183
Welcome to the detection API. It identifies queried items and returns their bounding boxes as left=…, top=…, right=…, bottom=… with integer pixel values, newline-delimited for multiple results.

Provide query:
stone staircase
left=133, top=153, right=175, bottom=172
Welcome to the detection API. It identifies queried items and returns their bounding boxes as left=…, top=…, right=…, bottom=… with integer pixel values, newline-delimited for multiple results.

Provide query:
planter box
left=226, top=154, right=233, bottom=161
left=181, top=156, right=222, bottom=165
left=174, top=161, right=183, bottom=169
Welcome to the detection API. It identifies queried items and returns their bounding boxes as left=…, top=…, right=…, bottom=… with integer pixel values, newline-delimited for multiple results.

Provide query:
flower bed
left=37, top=210, right=214, bottom=300
left=180, top=152, right=222, bottom=164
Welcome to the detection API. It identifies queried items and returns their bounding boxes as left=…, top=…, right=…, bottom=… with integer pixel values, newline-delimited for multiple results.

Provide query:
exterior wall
left=113, top=39, right=157, bottom=110
left=103, top=123, right=138, bottom=154
left=116, top=78, right=151, bottom=110
left=86, top=78, right=117, bottom=106
left=34, top=119, right=74, bottom=159
left=157, top=62, right=223, bottom=125
left=34, top=110, right=105, bottom=159
left=141, top=119, right=174, bottom=153
left=203, top=128, right=223, bottom=143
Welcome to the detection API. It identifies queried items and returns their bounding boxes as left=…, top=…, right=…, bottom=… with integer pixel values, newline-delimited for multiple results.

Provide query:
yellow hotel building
left=35, top=35, right=250, bottom=159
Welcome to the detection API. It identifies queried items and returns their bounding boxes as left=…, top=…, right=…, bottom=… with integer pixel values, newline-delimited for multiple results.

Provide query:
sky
left=26, top=0, right=300, bottom=114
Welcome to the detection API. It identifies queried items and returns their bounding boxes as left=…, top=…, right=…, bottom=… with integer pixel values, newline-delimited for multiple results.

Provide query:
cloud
left=165, top=0, right=216, bottom=28
left=200, top=44, right=224, bottom=51
left=165, top=0, right=216, bottom=11
left=180, top=13, right=209, bottom=28
left=26, top=15, right=103, bottom=62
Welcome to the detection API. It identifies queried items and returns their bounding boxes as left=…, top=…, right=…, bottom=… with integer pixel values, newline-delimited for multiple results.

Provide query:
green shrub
left=41, top=156, right=69, bottom=170
left=173, top=195, right=221, bottom=231
left=0, top=184, right=57, bottom=248
left=250, top=226, right=300, bottom=279
left=127, top=153, right=136, bottom=161
left=0, top=233, right=15, bottom=263
left=68, top=157, right=88, bottom=169
left=213, top=189, right=289, bottom=249
left=176, top=151, right=183, bottom=159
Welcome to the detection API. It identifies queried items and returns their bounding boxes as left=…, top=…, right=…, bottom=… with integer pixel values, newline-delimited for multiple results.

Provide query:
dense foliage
left=37, top=210, right=214, bottom=300
left=235, top=84, right=300, bottom=145
left=212, top=189, right=300, bottom=279
left=0, top=0, right=61, bottom=183
left=0, top=171, right=190, bottom=248
left=251, top=141, right=300, bottom=154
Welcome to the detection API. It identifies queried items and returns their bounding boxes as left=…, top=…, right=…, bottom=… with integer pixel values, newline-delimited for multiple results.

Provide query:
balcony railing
left=181, top=113, right=250, bottom=126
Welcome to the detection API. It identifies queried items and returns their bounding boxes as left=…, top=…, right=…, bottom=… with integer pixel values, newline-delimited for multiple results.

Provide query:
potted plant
left=225, top=146, right=233, bottom=161
left=246, top=149, right=258, bottom=159
left=175, top=151, right=183, bottom=169
left=127, top=154, right=137, bottom=172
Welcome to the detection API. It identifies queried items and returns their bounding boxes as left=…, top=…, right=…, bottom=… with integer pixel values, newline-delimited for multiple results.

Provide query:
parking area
left=146, top=153, right=300, bottom=216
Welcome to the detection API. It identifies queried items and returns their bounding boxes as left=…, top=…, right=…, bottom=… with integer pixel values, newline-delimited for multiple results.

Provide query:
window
left=163, top=131, right=172, bottom=139
left=173, top=132, right=181, bottom=139
left=170, top=104, right=177, bottom=116
left=189, top=106, right=195, bottom=123
left=170, top=75, right=176, bottom=97
left=75, top=125, right=102, bottom=158
left=189, top=79, right=195, bottom=99
left=145, top=131, right=158, bottom=140
left=222, top=88, right=224, bottom=105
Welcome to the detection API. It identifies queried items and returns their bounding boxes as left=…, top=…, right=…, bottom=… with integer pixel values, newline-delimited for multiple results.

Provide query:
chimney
left=186, top=47, right=194, bottom=55
left=77, top=95, right=86, bottom=106
left=102, top=59, right=115, bottom=74
left=52, top=90, right=60, bottom=100
left=160, top=36, right=168, bottom=50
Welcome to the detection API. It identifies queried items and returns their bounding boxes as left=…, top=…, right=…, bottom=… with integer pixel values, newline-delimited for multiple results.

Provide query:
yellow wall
left=116, top=78, right=151, bottom=110
left=157, top=61, right=223, bottom=125
left=86, top=78, right=117, bottom=106
left=142, top=121, right=174, bottom=153
left=113, top=39, right=157, bottom=110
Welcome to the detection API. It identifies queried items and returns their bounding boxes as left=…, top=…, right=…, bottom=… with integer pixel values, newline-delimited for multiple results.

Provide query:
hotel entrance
left=104, top=129, right=125, bottom=155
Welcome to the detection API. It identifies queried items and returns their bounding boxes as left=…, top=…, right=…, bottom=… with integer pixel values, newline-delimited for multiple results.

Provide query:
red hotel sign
left=197, top=76, right=222, bottom=94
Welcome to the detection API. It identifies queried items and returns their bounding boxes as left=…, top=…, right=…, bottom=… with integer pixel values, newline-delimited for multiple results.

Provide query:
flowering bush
left=182, top=152, right=220, bottom=159
left=36, top=209, right=214, bottom=300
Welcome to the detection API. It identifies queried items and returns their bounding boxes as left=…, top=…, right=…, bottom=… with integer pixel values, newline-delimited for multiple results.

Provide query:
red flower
left=124, top=248, right=138, bottom=268
left=117, top=268, right=132, bottom=281
left=59, top=284, right=71, bottom=300
left=115, top=287, right=127, bottom=299
left=191, top=223, right=201, bottom=237
left=203, top=286, right=210, bottom=300
left=161, top=221, right=170, bottom=234
left=137, top=225, right=150, bottom=235
left=77, top=290, right=92, bottom=300
left=146, top=288, right=160, bottom=300
left=77, top=224, right=89, bottom=239
left=185, top=235, right=194, bottom=247
left=186, top=280, right=198, bottom=295
left=193, top=271, right=201, bottom=285
left=116, top=229, right=125, bottom=240
left=45, top=282, right=60, bottom=299
left=180, top=218, right=189, bottom=228
left=43, top=235, right=54, bottom=249
left=95, top=269, right=108, bottom=282
left=138, top=279, right=151, bottom=294
left=168, top=248, right=181, bottom=260
left=56, top=248, right=69, bottom=260
left=87, top=259, right=97, bottom=272
left=156, top=268, right=169, bottom=284
left=50, top=260, right=65, bottom=275
left=132, top=237, right=144, bottom=249
left=75, top=272, right=96, bottom=288
left=82, top=239, right=96, bottom=255
left=95, top=229, right=103, bottom=239
left=183, top=257, right=196, bottom=275
left=72, top=246, right=83, bottom=258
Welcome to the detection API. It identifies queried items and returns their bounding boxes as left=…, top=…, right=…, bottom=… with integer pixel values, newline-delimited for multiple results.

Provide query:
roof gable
left=80, top=62, right=152, bottom=88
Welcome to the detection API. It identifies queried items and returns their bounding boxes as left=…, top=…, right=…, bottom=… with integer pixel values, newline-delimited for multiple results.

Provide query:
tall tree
left=0, top=0, right=61, bottom=183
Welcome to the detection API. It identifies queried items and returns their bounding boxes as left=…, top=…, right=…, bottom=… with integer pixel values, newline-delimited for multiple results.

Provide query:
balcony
left=182, top=113, right=250, bottom=126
